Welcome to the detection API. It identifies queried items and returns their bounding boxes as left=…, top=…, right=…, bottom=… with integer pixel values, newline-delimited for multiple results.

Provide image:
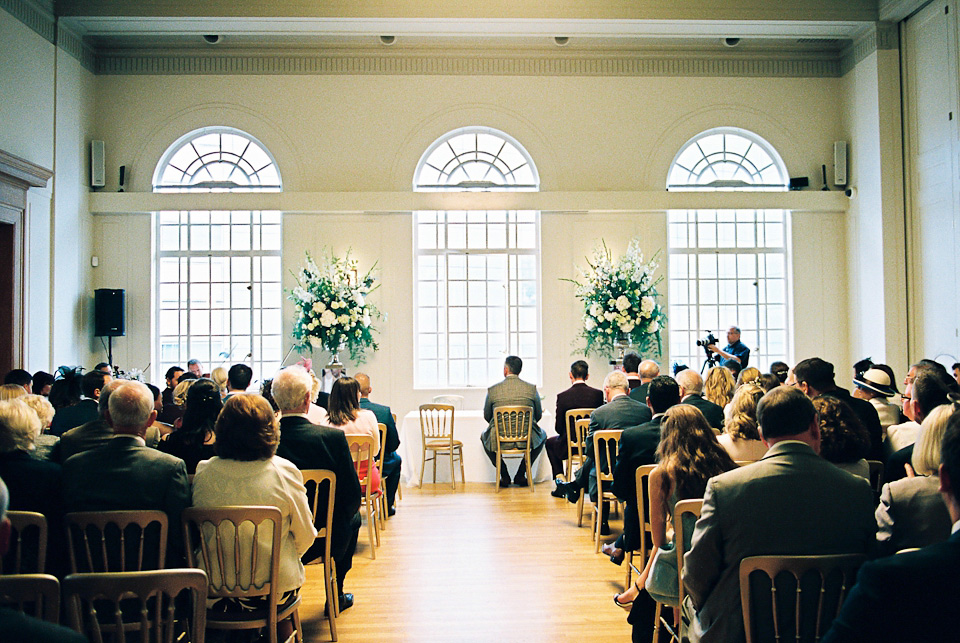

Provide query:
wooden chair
left=574, top=418, right=592, bottom=526
left=300, top=469, right=340, bottom=641
left=625, top=464, right=657, bottom=591
left=591, top=429, right=623, bottom=553
left=392, top=412, right=402, bottom=501
left=739, top=554, right=866, bottom=643
left=376, top=422, right=390, bottom=522
left=63, top=569, right=207, bottom=643
left=347, top=434, right=382, bottom=559
left=65, top=510, right=168, bottom=573
left=418, top=404, right=464, bottom=489
left=0, top=573, right=60, bottom=623
left=182, top=506, right=302, bottom=643
left=866, top=460, right=884, bottom=494
left=493, top=405, right=536, bottom=493
left=563, top=408, right=594, bottom=481
left=1, top=510, right=47, bottom=574
left=673, top=499, right=703, bottom=606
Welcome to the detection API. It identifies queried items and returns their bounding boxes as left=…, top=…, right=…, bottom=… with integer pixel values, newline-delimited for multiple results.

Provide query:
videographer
left=706, top=326, right=750, bottom=373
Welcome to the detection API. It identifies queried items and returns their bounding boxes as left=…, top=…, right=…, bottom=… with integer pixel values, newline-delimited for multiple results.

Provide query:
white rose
left=363, top=313, right=371, bottom=327
left=320, top=310, right=337, bottom=327
left=584, top=317, right=597, bottom=331
left=616, top=295, right=630, bottom=311
left=603, top=311, right=616, bottom=322
left=619, top=321, right=635, bottom=333
left=589, top=303, right=603, bottom=318
left=354, top=293, right=365, bottom=307
left=641, top=296, right=655, bottom=315
left=308, top=336, right=321, bottom=348
left=338, top=314, right=350, bottom=326
left=312, top=301, right=324, bottom=313
left=649, top=319, right=660, bottom=333
left=331, top=301, right=341, bottom=310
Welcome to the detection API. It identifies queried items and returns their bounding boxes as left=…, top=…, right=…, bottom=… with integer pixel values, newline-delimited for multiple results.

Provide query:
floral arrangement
left=565, top=239, right=666, bottom=358
left=289, top=249, right=381, bottom=363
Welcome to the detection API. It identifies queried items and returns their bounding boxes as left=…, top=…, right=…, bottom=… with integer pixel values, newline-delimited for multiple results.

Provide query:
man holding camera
left=706, top=326, right=750, bottom=374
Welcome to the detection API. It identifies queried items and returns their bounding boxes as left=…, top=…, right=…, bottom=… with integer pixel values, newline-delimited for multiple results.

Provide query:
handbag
left=644, top=541, right=680, bottom=606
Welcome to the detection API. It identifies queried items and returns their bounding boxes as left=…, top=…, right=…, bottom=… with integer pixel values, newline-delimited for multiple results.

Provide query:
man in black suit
left=545, top=360, right=604, bottom=486
left=823, top=406, right=960, bottom=642
left=62, top=381, right=191, bottom=565
left=157, top=365, right=183, bottom=425
left=675, top=369, right=724, bottom=430
left=794, top=357, right=884, bottom=461
left=273, top=366, right=362, bottom=612
left=629, top=360, right=661, bottom=404
left=623, top=352, right=643, bottom=391
left=49, top=369, right=110, bottom=436
left=355, top=372, right=402, bottom=515
left=53, top=378, right=124, bottom=462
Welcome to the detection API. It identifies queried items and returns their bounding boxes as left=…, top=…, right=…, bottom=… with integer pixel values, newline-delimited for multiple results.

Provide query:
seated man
left=355, top=372, right=402, bottom=515
left=53, top=378, right=124, bottom=462
left=676, top=369, right=724, bottom=430
left=481, top=356, right=544, bottom=487
left=683, top=386, right=876, bottom=643
left=629, top=360, right=661, bottom=404
left=49, top=369, right=111, bottom=436
left=622, top=352, right=643, bottom=390
left=545, top=360, right=604, bottom=487
left=823, top=406, right=960, bottom=642
left=3, top=369, right=32, bottom=395
left=272, top=366, right=362, bottom=612
left=223, top=363, right=253, bottom=400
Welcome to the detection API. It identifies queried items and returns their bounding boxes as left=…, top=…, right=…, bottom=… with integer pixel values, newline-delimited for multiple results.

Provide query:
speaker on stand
left=94, top=288, right=125, bottom=371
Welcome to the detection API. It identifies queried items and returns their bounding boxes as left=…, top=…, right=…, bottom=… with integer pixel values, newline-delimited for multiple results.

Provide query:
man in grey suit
left=682, top=386, right=876, bottom=643
left=675, top=368, right=725, bottom=430
left=481, top=356, right=544, bottom=487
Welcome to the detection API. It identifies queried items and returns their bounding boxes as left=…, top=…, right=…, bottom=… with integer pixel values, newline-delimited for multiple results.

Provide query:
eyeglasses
left=900, top=394, right=911, bottom=401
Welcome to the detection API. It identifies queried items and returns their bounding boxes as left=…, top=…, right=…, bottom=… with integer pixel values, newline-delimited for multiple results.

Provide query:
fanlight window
left=154, top=127, right=281, bottom=192
left=667, top=128, right=787, bottom=191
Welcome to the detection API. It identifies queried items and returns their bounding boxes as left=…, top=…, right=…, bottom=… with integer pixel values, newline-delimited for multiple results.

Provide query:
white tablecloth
left=399, top=409, right=553, bottom=485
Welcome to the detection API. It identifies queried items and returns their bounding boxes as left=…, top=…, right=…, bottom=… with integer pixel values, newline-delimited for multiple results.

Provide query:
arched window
left=666, top=128, right=789, bottom=372
left=154, top=127, right=282, bottom=386
left=413, top=127, right=540, bottom=388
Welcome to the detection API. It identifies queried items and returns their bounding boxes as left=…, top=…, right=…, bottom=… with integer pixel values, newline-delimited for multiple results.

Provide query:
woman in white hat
left=853, top=366, right=901, bottom=431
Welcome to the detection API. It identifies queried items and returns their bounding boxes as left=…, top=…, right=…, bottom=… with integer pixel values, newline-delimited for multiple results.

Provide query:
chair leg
left=325, top=559, right=339, bottom=641
left=652, top=601, right=662, bottom=643
left=397, top=482, right=403, bottom=501
left=292, top=608, right=303, bottom=643
left=495, top=451, right=502, bottom=492
left=594, top=500, right=603, bottom=553
left=576, top=491, right=586, bottom=527
left=419, top=447, right=427, bottom=488
left=458, top=446, right=465, bottom=485
left=450, top=446, right=456, bottom=491
left=366, top=503, right=377, bottom=560
left=527, top=452, right=534, bottom=493
left=433, top=448, right=438, bottom=484
left=625, top=550, right=634, bottom=590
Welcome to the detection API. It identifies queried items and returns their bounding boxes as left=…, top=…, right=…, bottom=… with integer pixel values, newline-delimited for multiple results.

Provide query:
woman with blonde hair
left=717, top=383, right=768, bottom=462
left=0, top=383, right=27, bottom=401
left=703, top=366, right=735, bottom=409
left=735, top=366, right=762, bottom=389
left=209, top=366, right=228, bottom=397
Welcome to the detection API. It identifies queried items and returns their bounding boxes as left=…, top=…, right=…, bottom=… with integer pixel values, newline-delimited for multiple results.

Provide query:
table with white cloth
left=399, top=409, right=553, bottom=486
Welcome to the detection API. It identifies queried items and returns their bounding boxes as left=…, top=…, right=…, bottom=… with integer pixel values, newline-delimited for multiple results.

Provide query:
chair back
left=866, top=460, right=884, bottom=494
left=673, top=499, right=703, bottom=605
left=63, top=569, right=207, bottom=643
left=66, top=510, right=169, bottom=573
left=182, top=506, right=281, bottom=601
left=2, top=511, right=46, bottom=574
left=739, top=554, right=866, bottom=643
left=593, top=429, right=623, bottom=481
left=0, top=573, right=60, bottom=623
left=432, top=394, right=463, bottom=410
left=564, top=408, right=594, bottom=448
left=493, top=405, right=534, bottom=454
left=419, top=404, right=455, bottom=443
left=634, top=464, right=658, bottom=567
left=376, top=422, right=388, bottom=466
left=299, top=469, right=336, bottom=545
left=347, top=434, right=379, bottom=496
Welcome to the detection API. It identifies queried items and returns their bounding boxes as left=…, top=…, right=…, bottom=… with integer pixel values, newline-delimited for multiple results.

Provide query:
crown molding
left=840, top=21, right=899, bottom=75
left=57, top=21, right=96, bottom=72
left=0, top=0, right=54, bottom=42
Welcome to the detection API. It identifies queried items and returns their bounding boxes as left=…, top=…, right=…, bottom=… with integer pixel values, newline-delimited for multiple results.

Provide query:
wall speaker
left=91, top=140, right=105, bottom=188
left=94, top=288, right=125, bottom=337
left=834, top=140, right=848, bottom=186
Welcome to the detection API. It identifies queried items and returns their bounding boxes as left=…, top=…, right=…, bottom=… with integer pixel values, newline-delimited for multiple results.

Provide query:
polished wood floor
left=298, top=481, right=633, bottom=642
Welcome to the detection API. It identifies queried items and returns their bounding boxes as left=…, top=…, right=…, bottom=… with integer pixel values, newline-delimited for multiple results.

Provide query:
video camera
left=696, top=332, right=719, bottom=349
left=696, top=331, right=721, bottom=369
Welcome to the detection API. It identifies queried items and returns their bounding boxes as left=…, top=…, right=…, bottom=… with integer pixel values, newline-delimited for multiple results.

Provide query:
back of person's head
left=108, top=382, right=154, bottom=430
left=177, top=371, right=198, bottom=383
left=97, top=378, right=126, bottom=418
left=504, top=355, right=523, bottom=375
left=81, top=370, right=109, bottom=399
left=793, top=357, right=835, bottom=392
left=210, top=367, right=228, bottom=393
left=354, top=372, right=372, bottom=396
left=812, top=395, right=870, bottom=464
left=757, top=386, right=817, bottom=440
left=703, top=366, right=735, bottom=407
left=31, top=371, right=54, bottom=395
left=0, top=399, right=42, bottom=453
left=145, top=383, right=160, bottom=404
left=647, top=375, right=681, bottom=414
left=603, top=370, right=629, bottom=394
left=0, top=384, right=27, bottom=401
left=570, top=360, right=589, bottom=381
left=20, top=394, right=54, bottom=429
left=675, top=369, right=703, bottom=395
left=622, top=352, right=641, bottom=374
left=918, top=359, right=949, bottom=376
left=49, top=368, right=82, bottom=410
left=260, top=379, right=279, bottom=412
left=735, top=366, right=762, bottom=388
left=226, top=364, right=252, bottom=391
left=912, top=369, right=955, bottom=420
left=638, top=360, right=661, bottom=380
left=912, top=403, right=955, bottom=476
left=181, top=378, right=223, bottom=439
left=164, top=366, right=183, bottom=383
left=4, top=369, right=31, bottom=388
left=657, top=405, right=737, bottom=501
left=725, top=383, right=765, bottom=441
left=769, top=361, right=790, bottom=383
left=758, top=373, right=781, bottom=392
left=328, top=376, right=362, bottom=426
left=172, top=379, right=194, bottom=409
left=939, top=408, right=960, bottom=494
left=215, top=394, right=278, bottom=461
left=271, top=366, right=313, bottom=413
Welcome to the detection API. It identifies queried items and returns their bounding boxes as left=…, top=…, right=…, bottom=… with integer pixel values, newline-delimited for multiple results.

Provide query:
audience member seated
left=734, top=366, right=761, bottom=389
left=619, top=405, right=737, bottom=642
left=546, top=359, right=604, bottom=486
left=794, top=357, right=883, bottom=461
left=48, top=367, right=82, bottom=414
left=53, top=378, right=124, bottom=462
left=757, top=373, right=780, bottom=392
left=168, top=376, right=196, bottom=429
left=159, top=378, right=220, bottom=474
left=886, top=366, right=955, bottom=484
left=157, top=365, right=184, bottom=425
left=555, top=371, right=651, bottom=506
left=875, top=403, right=953, bottom=556
left=261, top=379, right=280, bottom=412
left=356, top=372, right=402, bottom=515
left=702, top=366, right=734, bottom=410
left=813, top=395, right=871, bottom=479
left=768, top=361, right=790, bottom=384
left=682, top=386, right=876, bottom=643
left=716, top=383, right=768, bottom=462
left=62, top=381, right=190, bottom=563
left=852, top=367, right=901, bottom=431
left=675, top=369, right=724, bottom=430
left=3, top=369, right=32, bottom=394
left=885, top=362, right=926, bottom=455
left=49, top=369, right=111, bottom=436
left=31, top=370, right=54, bottom=396
left=300, top=360, right=331, bottom=423
left=210, top=366, right=228, bottom=396
left=143, top=383, right=168, bottom=446
left=607, top=375, right=681, bottom=562
left=622, top=352, right=643, bottom=390
left=822, top=404, right=960, bottom=643
left=0, top=384, right=27, bottom=400
left=480, top=356, right=545, bottom=487
left=20, top=394, right=57, bottom=459
left=327, top=377, right=381, bottom=494
left=224, top=363, right=253, bottom=400
left=272, top=366, right=362, bottom=611
left=0, top=477, right=86, bottom=642
left=628, top=360, right=661, bottom=403
left=192, top=394, right=317, bottom=638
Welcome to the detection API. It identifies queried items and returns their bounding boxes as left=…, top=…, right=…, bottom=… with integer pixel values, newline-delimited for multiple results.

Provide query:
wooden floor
left=297, top=481, right=634, bottom=642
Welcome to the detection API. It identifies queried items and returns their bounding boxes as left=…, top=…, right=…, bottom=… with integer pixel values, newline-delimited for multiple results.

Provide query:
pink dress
left=330, top=409, right=381, bottom=494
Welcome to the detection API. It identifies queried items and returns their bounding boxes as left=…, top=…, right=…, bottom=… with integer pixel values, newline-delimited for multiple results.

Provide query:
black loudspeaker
left=94, top=289, right=125, bottom=337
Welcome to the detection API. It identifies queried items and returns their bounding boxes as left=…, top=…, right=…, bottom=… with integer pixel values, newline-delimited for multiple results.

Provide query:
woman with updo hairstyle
left=717, top=383, right=768, bottom=462
left=703, top=366, right=735, bottom=409
left=327, top=376, right=381, bottom=493
left=159, top=378, right=221, bottom=473
left=735, top=366, right=762, bottom=389
left=812, top=395, right=871, bottom=479
left=210, top=367, right=228, bottom=397
left=191, top=394, right=316, bottom=638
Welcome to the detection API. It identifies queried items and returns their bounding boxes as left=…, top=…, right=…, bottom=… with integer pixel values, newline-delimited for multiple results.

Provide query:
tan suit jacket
left=481, top=375, right=543, bottom=451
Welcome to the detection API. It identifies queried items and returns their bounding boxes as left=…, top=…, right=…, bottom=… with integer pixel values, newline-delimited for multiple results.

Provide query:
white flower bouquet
left=565, top=239, right=665, bottom=358
left=289, top=249, right=381, bottom=363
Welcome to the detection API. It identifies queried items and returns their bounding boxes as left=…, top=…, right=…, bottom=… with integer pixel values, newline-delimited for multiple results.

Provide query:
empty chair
left=0, top=573, right=60, bottom=623
left=418, top=404, right=464, bottom=489
left=346, top=435, right=382, bottom=559
left=299, top=469, right=340, bottom=641
left=1, top=511, right=46, bottom=574
left=65, top=510, right=168, bottom=573
left=493, top=405, right=535, bottom=493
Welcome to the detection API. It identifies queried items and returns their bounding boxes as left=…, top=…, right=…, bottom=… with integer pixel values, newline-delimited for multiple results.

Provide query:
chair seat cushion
left=425, top=440, right=462, bottom=449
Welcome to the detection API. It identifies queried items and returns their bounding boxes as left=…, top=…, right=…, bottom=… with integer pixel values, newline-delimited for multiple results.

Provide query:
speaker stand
left=107, top=335, right=114, bottom=373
